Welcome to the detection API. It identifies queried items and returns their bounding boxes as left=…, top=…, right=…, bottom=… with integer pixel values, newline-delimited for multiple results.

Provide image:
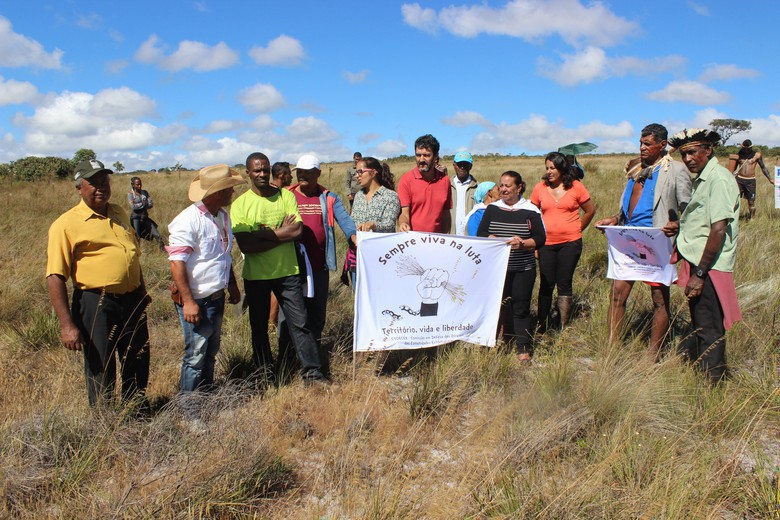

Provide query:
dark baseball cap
left=74, top=160, right=113, bottom=181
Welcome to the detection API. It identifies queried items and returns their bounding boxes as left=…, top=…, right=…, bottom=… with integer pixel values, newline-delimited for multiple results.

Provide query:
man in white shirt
left=167, top=164, right=245, bottom=393
left=449, top=151, right=478, bottom=235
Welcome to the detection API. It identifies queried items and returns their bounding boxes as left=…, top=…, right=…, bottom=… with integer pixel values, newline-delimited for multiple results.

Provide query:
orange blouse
left=529, top=180, right=591, bottom=245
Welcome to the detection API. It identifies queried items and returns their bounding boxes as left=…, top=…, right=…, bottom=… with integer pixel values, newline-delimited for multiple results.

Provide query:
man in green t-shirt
left=231, top=152, right=326, bottom=384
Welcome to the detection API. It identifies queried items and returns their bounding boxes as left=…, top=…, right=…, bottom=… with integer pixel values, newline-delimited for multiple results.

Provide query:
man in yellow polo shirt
left=46, top=160, right=151, bottom=406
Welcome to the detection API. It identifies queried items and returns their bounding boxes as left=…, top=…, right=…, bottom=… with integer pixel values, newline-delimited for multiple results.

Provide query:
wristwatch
left=694, top=266, right=708, bottom=278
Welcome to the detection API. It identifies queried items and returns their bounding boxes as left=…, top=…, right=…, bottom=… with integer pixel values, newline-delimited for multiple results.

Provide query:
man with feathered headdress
left=665, top=128, right=741, bottom=384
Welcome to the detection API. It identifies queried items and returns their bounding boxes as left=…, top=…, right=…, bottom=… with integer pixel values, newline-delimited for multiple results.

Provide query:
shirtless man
left=728, top=139, right=772, bottom=220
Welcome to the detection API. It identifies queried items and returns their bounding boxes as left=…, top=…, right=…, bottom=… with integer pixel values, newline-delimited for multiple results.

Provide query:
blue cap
left=453, top=151, right=473, bottom=164
left=474, top=181, right=495, bottom=204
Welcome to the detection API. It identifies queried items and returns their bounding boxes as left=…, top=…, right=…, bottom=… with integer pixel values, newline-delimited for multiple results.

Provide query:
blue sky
left=1, top=0, right=778, bottom=171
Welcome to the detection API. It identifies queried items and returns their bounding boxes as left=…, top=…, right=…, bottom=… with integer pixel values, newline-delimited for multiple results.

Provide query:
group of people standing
left=383, top=128, right=740, bottom=382
left=44, top=124, right=744, bottom=411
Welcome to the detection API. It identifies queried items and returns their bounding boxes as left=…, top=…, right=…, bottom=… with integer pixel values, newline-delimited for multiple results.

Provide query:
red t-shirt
left=292, top=189, right=326, bottom=271
left=397, top=167, right=452, bottom=232
left=529, top=180, right=591, bottom=245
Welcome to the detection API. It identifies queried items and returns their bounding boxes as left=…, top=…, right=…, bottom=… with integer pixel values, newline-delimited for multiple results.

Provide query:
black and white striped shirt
left=478, top=203, right=546, bottom=272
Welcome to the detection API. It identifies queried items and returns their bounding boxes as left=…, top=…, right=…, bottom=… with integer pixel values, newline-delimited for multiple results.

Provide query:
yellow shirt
left=46, top=200, right=142, bottom=293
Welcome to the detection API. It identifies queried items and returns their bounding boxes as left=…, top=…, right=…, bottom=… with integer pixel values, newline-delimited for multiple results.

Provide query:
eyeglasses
left=355, top=169, right=375, bottom=176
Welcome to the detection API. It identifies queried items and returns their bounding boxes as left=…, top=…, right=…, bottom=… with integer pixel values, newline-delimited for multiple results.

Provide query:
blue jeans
left=176, top=293, right=225, bottom=392
left=244, top=276, right=324, bottom=381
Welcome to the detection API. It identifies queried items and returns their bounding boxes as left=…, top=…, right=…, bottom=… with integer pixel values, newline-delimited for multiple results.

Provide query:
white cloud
left=15, top=87, right=159, bottom=155
left=746, top=114, right=780, bottom=146
left=687, top=1, right=710, bottom=16
left=248, top=35, right=305, bottom=66
left=156, top=123, right=188, bottom=144
left=359, top=132, right=381, bottom=143
left=459, top=113, right=634, bottom=154
left=182, top=119, right=348, bottom=167
left=105, top=59, right=128, bottom=74
left=109, top=30, right=124, bottom=44
left=343, top=70, right=369, bottom=84
left=402, top=0, right=637, bottom=47
left=202, top=119, right=240, bottom=134
left=194, top=1, right=208, bottom=12
left=671, top=110, right=780, bottom=147
left=690, top=108, right=727, bottom=128
left=0, top=132, right=25, bottom=163
left=371, top=139, right=408, bottom=159
left=0, top=76, right=39, bottom=106
left=0, top=16, right=63, bottom=69
left=134, top=34, right=239, bottom=72
left=699, top=64, right=760, bottom=82
left=251, top=115, right=275, bottom=131
left=646, top=80, right=731, bottom=105
left=76, top=13, right=103, bottom=29
left=610, top=55, right=687, bottom=77
left=539, top=46, right=686, bottom=86
left=237, top=83, right=285, bottom=113
left=286, top=116, right=340, bottom=143
left=442, top=111, right=492, bottom=127
left=538, top=46, right=608, bottom=86
left=401, top=4, right=439, bottom=34
left=181, top=136, right=257, bottom=167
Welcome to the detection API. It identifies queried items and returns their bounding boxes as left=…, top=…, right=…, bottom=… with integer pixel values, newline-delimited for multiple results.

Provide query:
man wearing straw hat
left=46, top=160, right=151, bottom=407
left=666, top=128, right=741, bottom=383
left=167, top=164, right=245, bottom=394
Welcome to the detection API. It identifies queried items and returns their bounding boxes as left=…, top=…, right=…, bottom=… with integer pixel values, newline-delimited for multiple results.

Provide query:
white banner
left=354, top=231, right=510, bottom=351
left=774, top=166, right=780, bottom=209
left=601, top=226, right=677, bottom=285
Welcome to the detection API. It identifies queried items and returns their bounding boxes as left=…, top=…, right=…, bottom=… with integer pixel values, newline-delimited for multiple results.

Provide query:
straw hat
left=188, top=164, right=245, bottom=202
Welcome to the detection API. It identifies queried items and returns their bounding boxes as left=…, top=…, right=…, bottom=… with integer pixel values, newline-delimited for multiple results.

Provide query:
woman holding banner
left=478, top=171, right=546, bottom=362
left=530, top=152, right=596, bottom=332
left=344, top=157, right=401, bottom=286
left=351, top=156, right=400, bottom=232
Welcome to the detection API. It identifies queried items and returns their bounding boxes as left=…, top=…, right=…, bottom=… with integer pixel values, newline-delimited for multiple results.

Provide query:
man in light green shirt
left=666, top=129, right=741, bottom=383
left=231, top=152, right=326, bottom=384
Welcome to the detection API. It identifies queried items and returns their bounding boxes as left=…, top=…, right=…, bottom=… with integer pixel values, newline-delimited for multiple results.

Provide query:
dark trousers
left=277, top=270, right=330, bottom=379
left=72, top=288, right=150, bottom=406
left=538, top=239, right=582, bottom=298
left=244, top=276, right=324, bottom=381
left=501, top=268, right=536, bottom=354
left=688, top=268, right=727, bottom=382
left=131, top=215, right=161, bottom=241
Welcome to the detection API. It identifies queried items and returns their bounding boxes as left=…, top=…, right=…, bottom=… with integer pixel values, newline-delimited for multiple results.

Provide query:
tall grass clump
left=4, top=308, right=61, bottom=352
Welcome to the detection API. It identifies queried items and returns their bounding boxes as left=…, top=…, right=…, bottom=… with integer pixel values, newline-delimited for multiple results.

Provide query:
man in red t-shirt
left=397, top=134, right=452, bottom=233
left=278, top=154, right=356, bottom=379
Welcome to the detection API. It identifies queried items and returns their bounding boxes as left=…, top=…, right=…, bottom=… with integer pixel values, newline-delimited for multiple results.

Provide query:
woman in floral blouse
left=343, top=157, right=401, bottom=289
left=350, top=156, right=400, bottom=232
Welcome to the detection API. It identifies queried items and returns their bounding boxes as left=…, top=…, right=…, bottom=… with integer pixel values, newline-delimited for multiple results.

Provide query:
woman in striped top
left=478, top=171, right=546, bottom=361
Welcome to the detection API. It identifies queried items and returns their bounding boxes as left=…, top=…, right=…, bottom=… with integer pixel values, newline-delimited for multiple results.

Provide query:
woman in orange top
left=530, top=152, right=596, bottom=331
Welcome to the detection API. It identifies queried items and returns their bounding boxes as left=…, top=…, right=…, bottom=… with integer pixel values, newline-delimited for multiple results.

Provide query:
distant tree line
left=0, top=147, right=190, bottom=182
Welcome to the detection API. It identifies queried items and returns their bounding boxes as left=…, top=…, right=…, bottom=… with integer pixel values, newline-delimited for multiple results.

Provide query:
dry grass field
left=0, top=153, right=778, bottom=518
